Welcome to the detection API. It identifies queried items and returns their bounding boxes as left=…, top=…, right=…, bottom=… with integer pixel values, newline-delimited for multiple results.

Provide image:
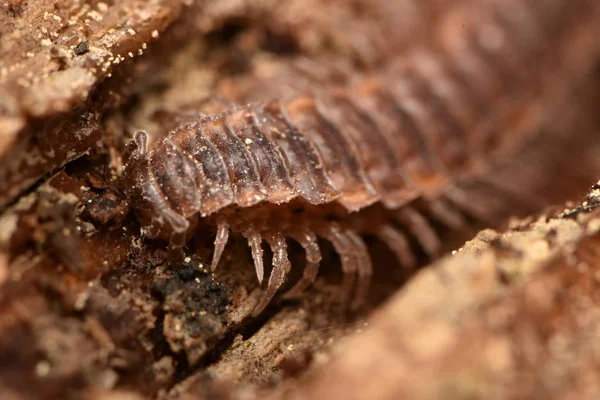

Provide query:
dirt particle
left=35, top=361, right=51, bottom=377
left=74, top=41, right=89, bottom=55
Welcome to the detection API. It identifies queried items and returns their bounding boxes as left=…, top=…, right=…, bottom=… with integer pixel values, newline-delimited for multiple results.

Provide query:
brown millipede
left=118, top=0, right=600, bottom=315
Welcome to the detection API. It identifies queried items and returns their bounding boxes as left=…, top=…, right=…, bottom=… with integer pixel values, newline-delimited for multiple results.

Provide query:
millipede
left=117, top=0, right=600, bottom=315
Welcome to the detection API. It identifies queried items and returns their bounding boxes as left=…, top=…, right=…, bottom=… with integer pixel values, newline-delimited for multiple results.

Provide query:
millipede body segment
left=120, top=0, right=600, bottom=315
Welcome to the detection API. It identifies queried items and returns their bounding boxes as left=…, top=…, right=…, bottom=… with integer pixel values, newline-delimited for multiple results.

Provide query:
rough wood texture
left=0, top=0, right=184, bottom=209
left=260, top=185, right=600, bottom=400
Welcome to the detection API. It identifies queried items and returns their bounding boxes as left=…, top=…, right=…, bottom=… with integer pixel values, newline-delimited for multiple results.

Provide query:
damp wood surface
left=1, top=1, right=600, bottom=399
left=258, top=183, right=600, bottom=400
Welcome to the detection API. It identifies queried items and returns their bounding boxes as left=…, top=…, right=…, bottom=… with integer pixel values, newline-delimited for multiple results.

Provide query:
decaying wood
left=259, top=185, right=600, bottom=400
left=0, top=0, right=186, bottom=209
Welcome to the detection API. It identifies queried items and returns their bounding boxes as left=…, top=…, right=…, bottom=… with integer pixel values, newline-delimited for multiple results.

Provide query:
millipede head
left=120, top=129, right=196, bottom=245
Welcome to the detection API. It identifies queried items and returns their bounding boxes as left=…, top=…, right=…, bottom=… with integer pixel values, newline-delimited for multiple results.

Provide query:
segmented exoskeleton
left=121, top=0, right=600, bottom=315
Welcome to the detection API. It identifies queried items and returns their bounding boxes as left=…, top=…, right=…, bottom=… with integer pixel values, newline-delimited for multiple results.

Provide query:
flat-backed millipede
left=119, top=0, right=600, bottom=315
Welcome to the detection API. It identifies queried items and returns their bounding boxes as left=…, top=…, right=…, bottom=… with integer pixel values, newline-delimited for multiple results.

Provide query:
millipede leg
left=345, top=231, right=372, bottom=309
left=168, top=231, right=186, bottom=261
left=283, top=228, right=322, bottom=298
left=166, top=211, right=190, bottom=261
left=443, top=186, right=497, bottom=224
left=242, top=226, right=265, bottom=284
left=163, top=205, right=190, bottom=247
left=478, top=165, right=546, bottom=212
left=376, top=224, right=416, bottom=270
left=252, top=232, right=291, bottom=316
left=211, top=217, right=230, bottom=272
left=317, top=223, right=358, bottom=306
left=427, top=198, right=467, bottom=230
left=394, top=206, right=441, bottom=258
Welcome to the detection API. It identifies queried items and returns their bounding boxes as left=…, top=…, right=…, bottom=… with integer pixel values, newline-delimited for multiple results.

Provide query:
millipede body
left=120, top=0, right=600, bottom=315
